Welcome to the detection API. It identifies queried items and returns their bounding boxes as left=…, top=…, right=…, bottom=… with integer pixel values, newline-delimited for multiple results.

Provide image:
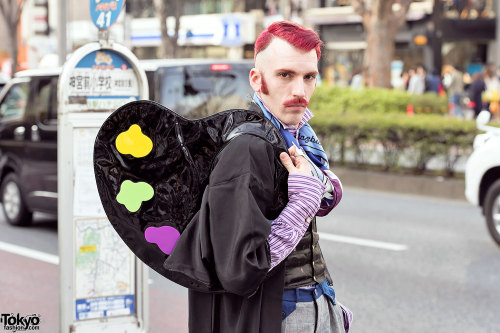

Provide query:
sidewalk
left=0, top=251, right=58, bottom=333
left=335, top=167, right=466, bottom=201
left=0, top=250, right=188, bottom=333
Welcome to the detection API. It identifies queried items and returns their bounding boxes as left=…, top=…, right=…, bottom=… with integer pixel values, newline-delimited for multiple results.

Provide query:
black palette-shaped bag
left=93, top=100, right=288, bottom=282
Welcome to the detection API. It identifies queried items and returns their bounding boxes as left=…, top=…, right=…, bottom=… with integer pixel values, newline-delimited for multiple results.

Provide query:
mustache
left=283, top=98, right=309, bottom=107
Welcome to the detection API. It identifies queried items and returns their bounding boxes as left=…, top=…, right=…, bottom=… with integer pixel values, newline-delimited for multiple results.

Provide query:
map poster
left=74, top=217, right=135, bottom=320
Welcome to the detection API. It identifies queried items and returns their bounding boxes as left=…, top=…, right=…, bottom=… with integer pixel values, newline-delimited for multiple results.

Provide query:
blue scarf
left=253, top=93, right=329, bottom=171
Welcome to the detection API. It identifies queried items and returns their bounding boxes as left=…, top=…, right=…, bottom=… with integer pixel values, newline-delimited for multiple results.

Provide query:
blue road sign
left=90, top=0, right=125, bottom=30
left=221, top=16, right=243, bottom=47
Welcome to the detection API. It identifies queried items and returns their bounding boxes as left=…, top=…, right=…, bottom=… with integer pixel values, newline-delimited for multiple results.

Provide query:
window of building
left=323, top=0, right=430, bottom=7
left=442, top=41, right=488, bottom=75
left=442, top=0, right=495, bottom=19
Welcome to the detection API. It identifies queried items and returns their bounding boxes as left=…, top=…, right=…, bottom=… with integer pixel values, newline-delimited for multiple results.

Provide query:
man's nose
left=291, top=78, right=305, bottom=98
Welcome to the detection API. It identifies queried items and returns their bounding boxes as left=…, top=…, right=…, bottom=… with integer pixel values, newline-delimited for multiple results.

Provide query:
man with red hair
left=183, top=21, right=351, bottom=333
left=249, top=20, right=351, bottom=333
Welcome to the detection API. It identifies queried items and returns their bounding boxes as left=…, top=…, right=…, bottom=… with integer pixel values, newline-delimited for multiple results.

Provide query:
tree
left=351, top=0, right=413, bottom=88
left=154, top=0, right=184, bottom=59
left=0, top=0, right=25, bottom=76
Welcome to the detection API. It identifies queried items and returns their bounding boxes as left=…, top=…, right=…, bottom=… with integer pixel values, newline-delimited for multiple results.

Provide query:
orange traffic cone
left=406, top=104, right=414, bottom=116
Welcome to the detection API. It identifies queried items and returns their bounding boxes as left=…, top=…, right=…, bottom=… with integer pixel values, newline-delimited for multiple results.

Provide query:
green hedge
left=311, top=86, right=449, bottom=115
left=309, top=90, right=477, bottom=176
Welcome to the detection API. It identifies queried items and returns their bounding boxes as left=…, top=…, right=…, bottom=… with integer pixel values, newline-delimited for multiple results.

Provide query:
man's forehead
left=255, top=38, right=318, bottom=69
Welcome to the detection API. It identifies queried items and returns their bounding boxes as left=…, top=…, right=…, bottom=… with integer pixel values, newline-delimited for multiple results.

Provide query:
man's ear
left=249, top=68, right=261, bottom=93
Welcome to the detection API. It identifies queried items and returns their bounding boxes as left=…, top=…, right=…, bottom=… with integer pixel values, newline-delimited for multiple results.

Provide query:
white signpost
left=58, top=2, right=149, bottom=332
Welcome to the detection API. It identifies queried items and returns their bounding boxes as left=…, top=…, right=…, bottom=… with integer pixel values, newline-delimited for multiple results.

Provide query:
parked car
left=141, top=58, right=254, bottom=117
left=0, top=59, right=254, bottom=225
left=0, top=76, right=6, bottom=93
left=0, top=69, right=59, bottom=225
left=465, top=111, right=500, bottom=246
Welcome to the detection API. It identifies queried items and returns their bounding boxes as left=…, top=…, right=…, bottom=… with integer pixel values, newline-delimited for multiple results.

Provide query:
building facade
left=306, top=0, right=497, bottom=86
left=1, top=0, right=498, bottom=83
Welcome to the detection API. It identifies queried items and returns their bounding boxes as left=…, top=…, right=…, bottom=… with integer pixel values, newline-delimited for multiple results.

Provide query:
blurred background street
left=1, top=183, right=499, bottom=333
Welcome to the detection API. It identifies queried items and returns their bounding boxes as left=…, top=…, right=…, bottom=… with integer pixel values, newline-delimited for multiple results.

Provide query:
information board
left=72, top=128, right=136, bottom=321
left=58, top=42, right=148, bottom=333
left=64, top=50, right=139, bottom=112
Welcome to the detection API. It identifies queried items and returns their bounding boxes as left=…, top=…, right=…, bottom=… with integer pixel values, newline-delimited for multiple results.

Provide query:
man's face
left=250, top=38, right=319, bottom=127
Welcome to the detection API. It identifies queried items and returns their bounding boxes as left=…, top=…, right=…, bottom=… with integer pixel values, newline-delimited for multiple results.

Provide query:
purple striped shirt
left=267, top=172, right=343, bottom=270
left=255, top=94, right=342, bottom=270
left=268, top=174, right=325, bottom=269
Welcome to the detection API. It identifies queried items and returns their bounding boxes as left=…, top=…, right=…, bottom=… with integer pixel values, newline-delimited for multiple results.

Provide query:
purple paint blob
left=144, top=226, right=181, bottom=255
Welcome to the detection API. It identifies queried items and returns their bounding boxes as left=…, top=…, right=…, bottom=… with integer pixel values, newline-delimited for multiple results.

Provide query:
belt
left=281, top=279, right=337, bottom=321
left=283, top=279, right=334, bottom=303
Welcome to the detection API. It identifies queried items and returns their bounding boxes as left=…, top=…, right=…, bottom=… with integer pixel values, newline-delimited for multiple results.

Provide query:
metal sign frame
left=57, top=41, right=148, bottom=333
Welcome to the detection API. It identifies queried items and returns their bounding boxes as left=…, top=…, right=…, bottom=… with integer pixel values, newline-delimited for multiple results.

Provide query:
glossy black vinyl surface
left=94, top=100, right=288, bottom=280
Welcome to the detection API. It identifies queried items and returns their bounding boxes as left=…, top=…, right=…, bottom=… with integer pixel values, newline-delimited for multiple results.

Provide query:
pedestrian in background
left=349, top=68, right=363, bottom=91
left=484, top=63, right=499, bottom=93
left=443, top=64, right=465, bottom=117
left=408, top=65, right=426, bottom=95
left=393, top=71, right=409, bottom=90
left=468, top=71, right=486, bottom=117
left=425, top=68, right=443, bottom=94
left=483, top=63, right=500, bottom=117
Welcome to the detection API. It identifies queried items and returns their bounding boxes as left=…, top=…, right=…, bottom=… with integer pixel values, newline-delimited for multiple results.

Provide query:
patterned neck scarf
left=253, top=93, right=329, bottom=171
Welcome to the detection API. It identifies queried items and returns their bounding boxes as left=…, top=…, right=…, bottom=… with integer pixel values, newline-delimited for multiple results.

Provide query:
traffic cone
left=406, top=104, right=414, bottom=116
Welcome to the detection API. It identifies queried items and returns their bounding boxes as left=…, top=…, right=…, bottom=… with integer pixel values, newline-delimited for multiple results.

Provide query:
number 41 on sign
left=90, top=0, right=125, bottom=30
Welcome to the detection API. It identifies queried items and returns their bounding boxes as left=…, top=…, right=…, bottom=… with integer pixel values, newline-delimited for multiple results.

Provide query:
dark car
left=0, top=60, right=254, bottom=225
left=141, top=59, right=254, bottom=117
left=0, top=69, right=59, bottom=225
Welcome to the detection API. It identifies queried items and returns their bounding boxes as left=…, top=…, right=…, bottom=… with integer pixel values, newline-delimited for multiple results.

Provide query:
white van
left=465, top=111, right=500, bottom=246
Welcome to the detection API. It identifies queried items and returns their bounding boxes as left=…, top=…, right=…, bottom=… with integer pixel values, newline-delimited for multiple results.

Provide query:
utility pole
left=58, top=0, right=66, bottom=66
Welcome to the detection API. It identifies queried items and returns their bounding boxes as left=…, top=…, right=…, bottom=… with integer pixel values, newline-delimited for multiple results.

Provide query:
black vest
left=283, top=218, right=332, bottom=288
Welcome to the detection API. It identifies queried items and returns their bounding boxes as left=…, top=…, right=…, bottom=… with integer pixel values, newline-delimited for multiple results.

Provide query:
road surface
left=0, top=187, right=498, bottom=332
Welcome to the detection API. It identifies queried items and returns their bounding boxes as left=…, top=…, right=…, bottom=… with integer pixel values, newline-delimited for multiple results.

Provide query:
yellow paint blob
left=115, top=124, right=153, bottom=158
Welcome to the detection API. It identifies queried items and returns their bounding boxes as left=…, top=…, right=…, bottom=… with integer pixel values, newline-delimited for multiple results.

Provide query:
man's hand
left=280, top=145, right=311, bottom=176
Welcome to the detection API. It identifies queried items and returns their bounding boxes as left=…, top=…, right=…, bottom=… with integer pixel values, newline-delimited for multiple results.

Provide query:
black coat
left=164, top=133, right=289, bottom=332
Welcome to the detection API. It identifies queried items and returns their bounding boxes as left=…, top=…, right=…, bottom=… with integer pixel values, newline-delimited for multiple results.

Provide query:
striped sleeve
left=317, top=169, right=343, bottom=217
left=267, top=174, right=325, bottom=270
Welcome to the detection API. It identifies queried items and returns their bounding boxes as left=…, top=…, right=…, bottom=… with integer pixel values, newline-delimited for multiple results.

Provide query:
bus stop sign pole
left=58, top=1, right=149, bottom=332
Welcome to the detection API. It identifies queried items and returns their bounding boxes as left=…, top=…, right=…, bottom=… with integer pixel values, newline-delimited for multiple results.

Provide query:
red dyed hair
left=254, top=21, right=324, bottom=61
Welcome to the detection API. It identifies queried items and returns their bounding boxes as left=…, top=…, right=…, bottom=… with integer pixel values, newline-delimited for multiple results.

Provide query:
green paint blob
left=116, top=180, right=154, bottom=212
